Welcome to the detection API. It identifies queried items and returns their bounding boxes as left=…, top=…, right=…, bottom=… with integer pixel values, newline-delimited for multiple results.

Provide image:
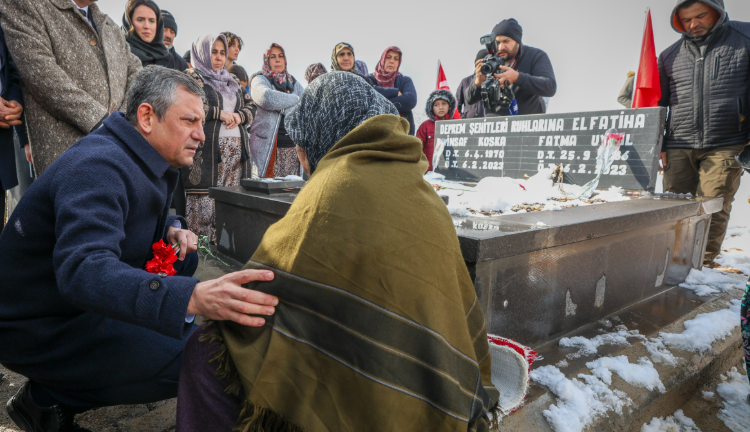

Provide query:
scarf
left=121, top=1, right=170, bottom=65
left=208, top=96, right=499, bottom=431
left=304, top=63, right=327, bottom=83
left=330, top=42, right=356, bottom=72
left=372, top=46, right=402, bottom=88
left=284, top=71, right=397, bottom=174
left=261, top=43, right=294, bottom=92
left=191, top=34, right=241, bottom=100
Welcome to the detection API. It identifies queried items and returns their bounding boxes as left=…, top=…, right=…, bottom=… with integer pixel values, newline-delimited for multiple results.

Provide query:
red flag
left=436, top=61, right=461, bottom=119
left=633, top=9, right=661, bottom=108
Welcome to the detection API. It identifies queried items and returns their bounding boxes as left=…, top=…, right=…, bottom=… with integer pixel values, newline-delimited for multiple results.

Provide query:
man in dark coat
left=0, top=23, right=27, bottom=226
left=464, top=18, right=557, bottom=117
left=657, top=0, right=750, bottom=266
left=0, top=67, right=278, bottom=432
left=161, top=10, right=189, bottom=72
left=456, top=49, right=487, bottom=119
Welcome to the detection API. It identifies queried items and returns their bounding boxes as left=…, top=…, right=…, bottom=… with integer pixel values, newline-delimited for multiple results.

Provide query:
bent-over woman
left=249, top=43, right=304, bottom=178
left=182, top=34, right=255, bottom=240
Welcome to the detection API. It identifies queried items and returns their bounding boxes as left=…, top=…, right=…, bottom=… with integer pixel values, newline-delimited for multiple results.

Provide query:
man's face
left=227, top=40, right=240, bottom=62
left=163, top=28, right=176, bottom=49
left=495, top=35, right=519, bottom=61
left=384, top=51, right=400, bottom=73
left=145, top=88, right=206, bottom=169
left=677, top=2, right=720, bottom=37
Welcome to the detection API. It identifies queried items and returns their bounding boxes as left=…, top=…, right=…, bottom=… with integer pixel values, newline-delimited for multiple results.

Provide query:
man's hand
left=493, top=65, right=520, bottom=86
left=187, top=270, right=278, bottom=327
left=474, top=59, right=487, bottom=86
left=167, top=226, right=198, bottom=261
left=659, top=151, right=667, bottom=172
left=23, top=144, right=32, bottom=164
left=0, top=99, right=22, bottom=128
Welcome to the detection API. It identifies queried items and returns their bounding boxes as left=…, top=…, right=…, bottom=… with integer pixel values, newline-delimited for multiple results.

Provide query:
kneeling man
left=0, top=66, right=277, bottom=432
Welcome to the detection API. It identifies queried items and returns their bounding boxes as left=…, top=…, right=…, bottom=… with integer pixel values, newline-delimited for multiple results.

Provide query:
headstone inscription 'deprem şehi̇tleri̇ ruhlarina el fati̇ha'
left=434, top=107, right=667, bottom=191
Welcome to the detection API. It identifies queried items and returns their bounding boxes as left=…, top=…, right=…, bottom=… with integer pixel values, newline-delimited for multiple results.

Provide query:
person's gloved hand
left=736, top=143, right=750, bottom=173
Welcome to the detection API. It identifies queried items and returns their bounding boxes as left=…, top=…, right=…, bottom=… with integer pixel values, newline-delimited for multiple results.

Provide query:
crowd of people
left=0, top=0, right=747, bottom=431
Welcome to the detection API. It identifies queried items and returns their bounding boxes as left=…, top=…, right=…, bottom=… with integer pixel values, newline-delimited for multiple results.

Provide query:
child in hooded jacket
left=416, top=89, right=460, bottom=172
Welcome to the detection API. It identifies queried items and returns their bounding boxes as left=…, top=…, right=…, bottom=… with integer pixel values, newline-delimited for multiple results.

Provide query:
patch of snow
left=640, top=409, right=700, bottom=432
left=530, top=365, right=632, bottom=432
left=715, top=226, right=750, bottom=276
left=679, top=268, right=746, bottom=296
left=586, top=356, right=666, bottom=393
left=701, top=391, right=714, bottom=401
left=660, top=300, right=741, bottom=353
left=556, top=359, right=569, bottom=368
left=258, top=175, right=304, bottom=183
left=427, top=168, right=629, bottom=217
left=716, top=367, right=750, bottom=432
left=559, top=325, right=644, bottom=358
left=643, top=338, right=679, bottom=367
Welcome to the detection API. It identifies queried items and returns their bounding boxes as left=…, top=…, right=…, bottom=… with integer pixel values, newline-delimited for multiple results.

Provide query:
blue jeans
left=31, top=252, right=199, bottom=413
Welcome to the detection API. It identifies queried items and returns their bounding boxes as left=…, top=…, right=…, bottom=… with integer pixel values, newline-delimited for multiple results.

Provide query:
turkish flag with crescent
left=437, top=61, right=461, bottom=119
left=633, top=9, right=661, bottom=108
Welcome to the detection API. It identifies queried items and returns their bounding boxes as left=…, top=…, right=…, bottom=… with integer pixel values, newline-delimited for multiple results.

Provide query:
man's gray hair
left=125, top=66, right=205, bottom=125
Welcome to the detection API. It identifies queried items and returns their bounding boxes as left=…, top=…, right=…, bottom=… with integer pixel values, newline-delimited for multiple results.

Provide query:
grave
left=211, top=107, right=722, bottom=347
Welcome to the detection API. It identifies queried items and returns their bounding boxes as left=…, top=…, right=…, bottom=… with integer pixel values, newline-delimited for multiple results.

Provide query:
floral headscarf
left=262, top=43, right=294, bottom=92
left=304, top=63, right=327, bottom=83
left=372, top=46, right=403, bottom=88
left=191, top=34, right=240, bottom=99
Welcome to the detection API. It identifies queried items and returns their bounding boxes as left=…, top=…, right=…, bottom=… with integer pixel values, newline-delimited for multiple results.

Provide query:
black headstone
left=434, top=107, right=667, bottom=191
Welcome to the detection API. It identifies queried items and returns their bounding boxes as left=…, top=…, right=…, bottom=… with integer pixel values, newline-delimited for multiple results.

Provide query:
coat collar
left=49, top=0, right=103, bottom=34
left=102, top=112, right=173, bottom=179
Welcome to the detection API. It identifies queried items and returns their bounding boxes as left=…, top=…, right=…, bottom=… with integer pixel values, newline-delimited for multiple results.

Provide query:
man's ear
left=137, top=103, right=155, bottom=134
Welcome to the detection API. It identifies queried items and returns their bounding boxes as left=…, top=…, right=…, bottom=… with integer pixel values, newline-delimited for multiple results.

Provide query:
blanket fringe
left=198, top=321, right=243, bottom=397
left=234, top=401, right=307, bottom=432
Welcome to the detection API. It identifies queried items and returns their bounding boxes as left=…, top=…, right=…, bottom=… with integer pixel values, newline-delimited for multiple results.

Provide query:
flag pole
left=436, top=59, right=441, bottom=89
left=633, top=8, right=649, bottom=108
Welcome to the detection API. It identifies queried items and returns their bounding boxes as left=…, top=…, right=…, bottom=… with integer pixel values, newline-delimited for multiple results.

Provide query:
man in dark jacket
left=161, top=10, right=189, bottom=72
left=658, top=0, right=750, bottom=266
left=0, top=23, right=27, bottom=227
left=464, top=18, right=557, bottom=117
left=456, top=49, right=487, bottom=119
left=0, top=67, right=278, bottom=432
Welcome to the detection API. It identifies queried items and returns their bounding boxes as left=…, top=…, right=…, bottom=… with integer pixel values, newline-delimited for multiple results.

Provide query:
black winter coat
left=658, top=3, right=750, bottom=149
left=456, top=74, right=484, bottom=119
left=464, top=44, right=556, bottom=117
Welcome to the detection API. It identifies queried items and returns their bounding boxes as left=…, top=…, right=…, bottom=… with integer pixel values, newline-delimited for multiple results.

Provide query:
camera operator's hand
left=494, top=66, right=520, bottom=86
left=474, top=59, right=487, bottom=86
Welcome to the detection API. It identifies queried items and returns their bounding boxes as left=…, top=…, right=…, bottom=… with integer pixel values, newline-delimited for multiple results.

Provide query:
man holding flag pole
left=656, top=0, right=750, bottom=267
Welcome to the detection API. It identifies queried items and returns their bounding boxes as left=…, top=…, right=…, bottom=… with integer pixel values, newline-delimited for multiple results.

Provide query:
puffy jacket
left=658, top=0, right=750, bottom=149
left=417, top=89, right=459, bottom=172
left=464, top=44, right=556, bottom=117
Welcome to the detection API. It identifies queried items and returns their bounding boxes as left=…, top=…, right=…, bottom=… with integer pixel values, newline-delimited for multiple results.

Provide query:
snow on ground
left=642, top=338, right=679, bottom=367
left=559, top=325, right=645, bottom=359
left=640, top=409, right=701, bottom=432
left=425, top=169, right=629, bottom=217
left=586, top=356, right=666, bottom=393
left=716, top=367, right=750, bottom=432
left=529, top=365, right=632, bottom=432
left=678, top=268, right=747, bottom=296
left=716, top=177, right=750, bottom=275
left=659, top=300, right=741, bottom=353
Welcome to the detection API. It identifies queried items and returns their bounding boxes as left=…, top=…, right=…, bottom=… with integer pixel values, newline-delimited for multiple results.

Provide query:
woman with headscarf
left=181, top=34, right=256, bottom=241
left=368, top=46, right=418, bottom=135
left=249, top=43, right=305, bottom=178
left=330, top=42, right=358, bottom=74
left=175, top=71, right=500, bottom=432
left=304, top=63, right=327, bottom=84
left=122, top=0, right=175, bottom=68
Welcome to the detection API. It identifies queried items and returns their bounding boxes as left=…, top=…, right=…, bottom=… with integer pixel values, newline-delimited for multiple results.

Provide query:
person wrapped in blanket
left=175, top=71, right=500, bottom=431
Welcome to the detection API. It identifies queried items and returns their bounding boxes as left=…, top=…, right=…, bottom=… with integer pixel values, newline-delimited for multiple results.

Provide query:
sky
left=98, top=0, right=750, bottom=117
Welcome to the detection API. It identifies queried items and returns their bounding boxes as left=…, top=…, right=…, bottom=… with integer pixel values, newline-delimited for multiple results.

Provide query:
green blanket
left=211, top=114, right=499, bottom=431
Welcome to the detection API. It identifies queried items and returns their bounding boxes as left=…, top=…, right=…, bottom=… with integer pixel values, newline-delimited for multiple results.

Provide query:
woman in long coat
left=249, top=43, right=304, bottom=178
left=182, top=34, right=255, bottom=241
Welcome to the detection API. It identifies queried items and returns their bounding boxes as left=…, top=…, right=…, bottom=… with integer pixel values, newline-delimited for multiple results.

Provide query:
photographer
left=464, top=18, right=556, bottom=117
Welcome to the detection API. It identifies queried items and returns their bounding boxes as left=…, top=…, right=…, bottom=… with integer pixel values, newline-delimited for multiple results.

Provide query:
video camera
left=479, top=33, right=516, bottom=115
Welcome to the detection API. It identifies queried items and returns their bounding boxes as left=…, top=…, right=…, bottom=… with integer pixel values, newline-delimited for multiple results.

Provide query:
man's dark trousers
left=29, top=252, right=198, bottom=414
